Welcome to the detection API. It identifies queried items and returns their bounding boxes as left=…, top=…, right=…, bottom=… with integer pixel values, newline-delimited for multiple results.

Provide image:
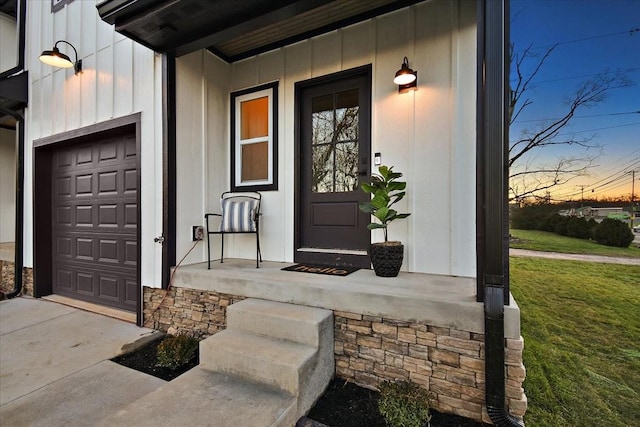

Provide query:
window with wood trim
left=231, top=82, right=278, bottom=191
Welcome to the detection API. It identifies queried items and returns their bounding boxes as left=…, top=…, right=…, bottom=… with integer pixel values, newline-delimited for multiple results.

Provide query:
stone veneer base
left=0, top=262, right=33, bottom=297
left=143, top=285, right=526, bottom=424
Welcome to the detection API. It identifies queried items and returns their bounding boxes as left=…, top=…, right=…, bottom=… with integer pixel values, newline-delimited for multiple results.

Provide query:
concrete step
left=98, top=368, right=298, bottom=427
left=199, top=329, right=317, bottom=395
left=199, top=298, right=335, bottom=422
left=227, top=298, right=333, bottom=347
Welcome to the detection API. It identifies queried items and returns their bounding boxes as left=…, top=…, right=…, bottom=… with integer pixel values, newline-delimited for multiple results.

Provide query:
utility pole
left=577, top=185, right=586, bottom=208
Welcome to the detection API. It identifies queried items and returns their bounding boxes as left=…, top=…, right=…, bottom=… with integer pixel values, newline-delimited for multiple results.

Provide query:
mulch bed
left=307, top=378, right=489, bottom=427
left=112, top=341, right=488, bottom=426
left=111, top=336, right=199, bottom=381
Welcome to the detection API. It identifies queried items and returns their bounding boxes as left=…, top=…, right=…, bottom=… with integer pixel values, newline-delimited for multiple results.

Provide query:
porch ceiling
left=97, top=0, right=425, bottom=61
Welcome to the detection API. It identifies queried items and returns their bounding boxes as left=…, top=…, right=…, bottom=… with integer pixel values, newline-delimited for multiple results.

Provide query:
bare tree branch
left=508, top=43, right=633, bottom=201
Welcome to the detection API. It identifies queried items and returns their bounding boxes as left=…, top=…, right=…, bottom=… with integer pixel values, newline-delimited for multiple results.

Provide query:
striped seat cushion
left=219, top=199, right=257, bottom=232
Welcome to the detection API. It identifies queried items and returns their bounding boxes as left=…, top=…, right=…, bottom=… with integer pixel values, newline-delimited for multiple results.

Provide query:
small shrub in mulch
left=111, top=335, right=199, bottom=381
left=156, top=334, right=199, bottom=370
left=307, top=378, right=489, bottom=427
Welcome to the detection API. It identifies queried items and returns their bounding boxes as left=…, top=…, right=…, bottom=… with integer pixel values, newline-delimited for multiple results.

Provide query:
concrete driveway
left=0, top=297, right=164, bottom=426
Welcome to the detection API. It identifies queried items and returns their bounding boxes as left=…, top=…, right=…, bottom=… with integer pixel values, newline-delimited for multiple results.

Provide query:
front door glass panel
left=311, top=89, right=359, bottom=193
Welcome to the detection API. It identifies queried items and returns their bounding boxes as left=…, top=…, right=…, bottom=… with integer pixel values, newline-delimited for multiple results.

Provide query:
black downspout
left=5, top=114, right=24, bottom=299
left=161, top=53, right=177, bottom=291
left=479, top=0, right=523, bottom=425
left=5, top=0, right=28, bottom=300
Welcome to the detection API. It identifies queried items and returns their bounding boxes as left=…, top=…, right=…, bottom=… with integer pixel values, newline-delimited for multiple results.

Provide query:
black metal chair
left=205, top=191, right=262, bottom=268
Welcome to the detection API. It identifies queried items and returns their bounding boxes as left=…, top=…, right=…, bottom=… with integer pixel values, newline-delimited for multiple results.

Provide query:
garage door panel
left=52, top=132, right=138, bottom=312
left=98, top=171, right=118, bottom=194
left=125, top=240, right=137, bottom=264
left=124, top=169, right=136, bottom=193
left=125, top=204, right=137, bottom=227
left=56, top=269, right=72, bottom=289
left=125, top=138, right=136, bottom=159
left=76, top=238, right=94, bottom=260
left=99, top=204, right=118, bottom=226
left=57, top=176, right=71, bottom=196
left=56, top=206, right=72, bottom=225
left=76, top=174, right=93, bottom=194
left=76, top=205, right=93, bottom=225
left=56, top=237, right=72, bottom=257
left=77, top=272, right=95, bottom=295
left=98, top=239, right=120, bottom=263
left=125, top=279, right=137, bottom=305
left=99, top=142, right=117, bottom=161
left=76, top=146, right=93, bottom=165
left=99, top=275, right=119, bottom=299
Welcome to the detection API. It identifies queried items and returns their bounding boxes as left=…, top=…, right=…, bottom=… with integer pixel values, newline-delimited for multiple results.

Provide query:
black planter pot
left=369, top=242, right=404, bottom=277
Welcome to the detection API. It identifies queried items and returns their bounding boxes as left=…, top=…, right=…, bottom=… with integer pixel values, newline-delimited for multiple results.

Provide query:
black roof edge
left=97, top=0, right=163, bottom=25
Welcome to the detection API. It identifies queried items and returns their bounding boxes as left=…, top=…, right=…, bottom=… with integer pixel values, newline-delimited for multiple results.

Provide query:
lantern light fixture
left=39, top=40, right=82, bottom=74
left=393, top=56, right=417, bottom=93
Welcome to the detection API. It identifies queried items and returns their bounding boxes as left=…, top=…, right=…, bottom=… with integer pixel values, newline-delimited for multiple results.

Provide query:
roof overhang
left=0, top=71, right=27, bottom=126
left=97, top=0, right=426, bottom=61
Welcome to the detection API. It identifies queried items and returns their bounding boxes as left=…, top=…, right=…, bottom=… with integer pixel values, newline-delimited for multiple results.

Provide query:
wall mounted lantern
left=39, top=40, right=82, bottom=74
left=393, top=56, right=417, bottom=93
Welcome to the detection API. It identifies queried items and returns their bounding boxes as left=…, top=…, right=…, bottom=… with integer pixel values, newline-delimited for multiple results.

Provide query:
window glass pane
left=312, top=94, right=334, bottom=146
left=241, top=141, right=268, bottom=182
left=241, top=97, right=269, bottom=140
left=310, top=89, right=360, bottom=193
left=335, top=89, right=359, bottom=142
left=312, top=144, right=333, bottom=193
left=335, top=142, right=358, bottom=192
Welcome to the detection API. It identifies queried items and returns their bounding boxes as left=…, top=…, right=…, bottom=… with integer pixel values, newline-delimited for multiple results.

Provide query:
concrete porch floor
left=171, top=259, right=521, bottom=339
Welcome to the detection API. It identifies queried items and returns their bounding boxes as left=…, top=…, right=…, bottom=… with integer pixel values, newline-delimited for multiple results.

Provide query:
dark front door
left=51, top=131, right=138, bottom=312
left=296, top=66, right=371, bottom=268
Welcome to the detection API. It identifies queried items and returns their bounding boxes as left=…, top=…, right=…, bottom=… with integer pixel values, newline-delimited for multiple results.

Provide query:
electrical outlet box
left=192, top=226, right=204, bottom=241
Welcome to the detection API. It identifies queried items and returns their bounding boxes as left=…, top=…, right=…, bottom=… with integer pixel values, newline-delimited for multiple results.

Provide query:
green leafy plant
left=359, top=165, right=411, bottom=242
left=156, top=333, right=199, bottom=370
left=378, top=380, right=433, bottom=427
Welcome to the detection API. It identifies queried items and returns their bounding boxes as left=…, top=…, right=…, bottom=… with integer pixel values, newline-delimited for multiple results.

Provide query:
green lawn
left=510, top=257, right=640, bottom=426
left=510, top=229, right=640, bottom=258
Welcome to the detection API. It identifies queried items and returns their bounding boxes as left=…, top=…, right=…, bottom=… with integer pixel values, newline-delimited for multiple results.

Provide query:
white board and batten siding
left=175, top=0, right=477, bottom=277
left=23, top=0, right=164, bottom=287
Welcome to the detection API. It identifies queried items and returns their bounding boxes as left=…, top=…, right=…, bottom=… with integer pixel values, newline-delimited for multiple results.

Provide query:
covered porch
left=142, top=260, right=525, bottom=424
left=161, top=259, right=520, bottom=338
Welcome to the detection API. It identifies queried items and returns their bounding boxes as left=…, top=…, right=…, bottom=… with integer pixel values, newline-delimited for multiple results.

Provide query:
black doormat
left=282, top=263, right=359, bottom=277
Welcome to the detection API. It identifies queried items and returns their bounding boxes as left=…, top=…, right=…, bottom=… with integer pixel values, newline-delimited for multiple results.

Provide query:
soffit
left=0, top=0, right=17, bottom=19
left=97, top=0, right=425, bottom=62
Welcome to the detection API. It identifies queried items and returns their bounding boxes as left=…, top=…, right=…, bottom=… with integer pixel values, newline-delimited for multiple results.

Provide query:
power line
left=549, top=160, right=640, bottom=199
left=510, top=123, right=640, bottom=143
left=553, top=169, right=636, bottom=199
left=513, top=110, right=640, bottom=124
left=554, top=122, right=640, bottom=136
left=516, top=28, right=640, bottom=53
left=510, top=67, right=640, bottom=85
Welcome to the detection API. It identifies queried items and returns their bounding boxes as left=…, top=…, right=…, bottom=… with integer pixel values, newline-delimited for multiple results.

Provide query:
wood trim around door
left=33, top=113, right=142, bottom=324
left=294, top=65, right=372, bottom=268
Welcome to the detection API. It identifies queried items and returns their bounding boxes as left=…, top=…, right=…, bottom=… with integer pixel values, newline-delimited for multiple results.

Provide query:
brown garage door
left=51, top=132, right=138, bottom=312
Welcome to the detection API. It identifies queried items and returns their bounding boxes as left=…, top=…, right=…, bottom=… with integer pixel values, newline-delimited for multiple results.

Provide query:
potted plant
left=359, top=165, right=411, bottom=277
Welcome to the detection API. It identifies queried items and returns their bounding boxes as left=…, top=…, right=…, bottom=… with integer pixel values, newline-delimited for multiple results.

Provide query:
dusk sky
left=509, top=0, right=640, bottom=201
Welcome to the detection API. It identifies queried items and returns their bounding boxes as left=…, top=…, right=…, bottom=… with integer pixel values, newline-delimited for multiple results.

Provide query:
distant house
left=577, top=207, right=631, bottom=221
left=0, top=0, right=525, bottom=424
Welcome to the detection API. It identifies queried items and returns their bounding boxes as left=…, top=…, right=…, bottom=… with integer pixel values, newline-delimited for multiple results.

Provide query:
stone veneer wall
left=333, top=311, right=526, bottom=424
left=142, top=286, right=526, bottom=424
left=0, top=263, right=34, bottom=297
left=143, top=286, right=245, bottom=336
